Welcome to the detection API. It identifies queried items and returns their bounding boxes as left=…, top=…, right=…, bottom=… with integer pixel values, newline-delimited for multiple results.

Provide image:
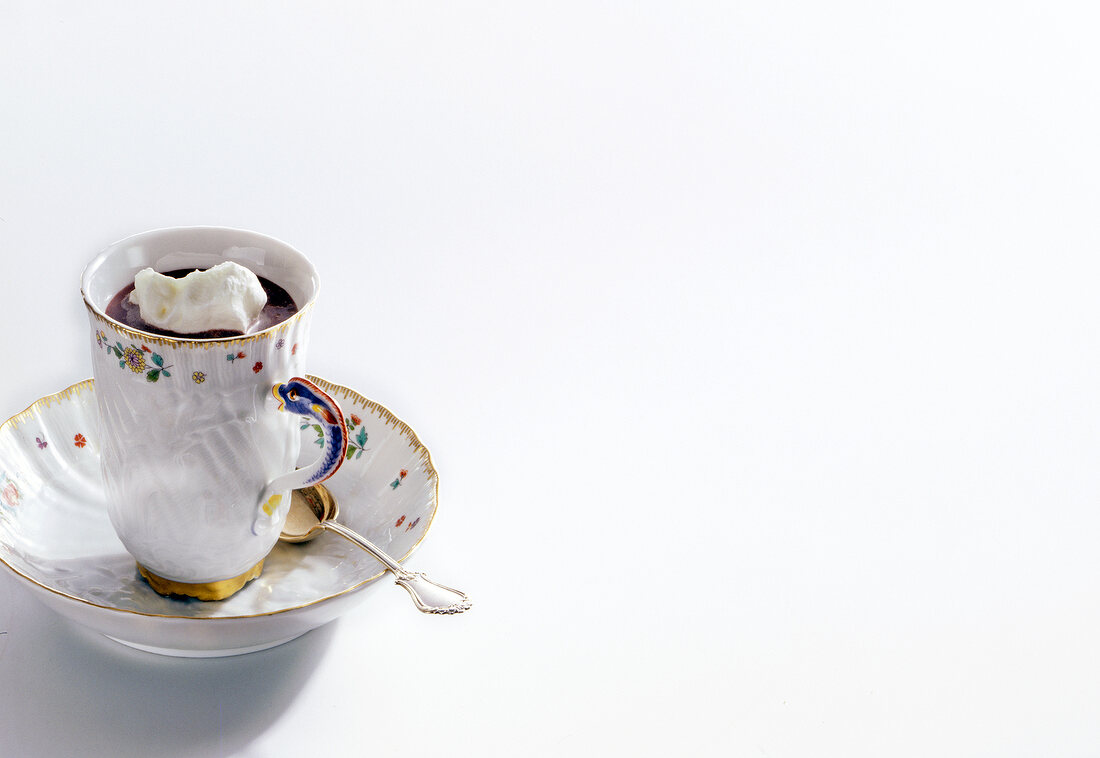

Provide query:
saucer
left=0, top=376, right=438, bottom=657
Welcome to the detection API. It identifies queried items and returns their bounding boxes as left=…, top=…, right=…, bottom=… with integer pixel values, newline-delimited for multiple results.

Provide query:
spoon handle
left=322, top=521, right=472, bottom=615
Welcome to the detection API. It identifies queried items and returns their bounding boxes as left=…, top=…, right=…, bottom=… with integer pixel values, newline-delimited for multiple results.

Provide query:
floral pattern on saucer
left=0, top=473, right=20, bottom=508
left=303, top=412, right=370, bottom=460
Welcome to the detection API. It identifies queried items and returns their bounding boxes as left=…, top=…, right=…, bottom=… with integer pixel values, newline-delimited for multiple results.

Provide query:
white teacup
left=80, top=227, right=348, bottom=600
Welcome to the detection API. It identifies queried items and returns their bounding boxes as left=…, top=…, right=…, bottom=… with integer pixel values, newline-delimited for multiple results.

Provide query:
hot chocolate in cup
left=81, top=227, right=348, bottom=600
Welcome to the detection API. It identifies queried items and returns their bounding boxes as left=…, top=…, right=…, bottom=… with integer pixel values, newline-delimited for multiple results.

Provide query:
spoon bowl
left=281, top=485, right=471, bottom=615
left=281, top=484, right=338, bottom=542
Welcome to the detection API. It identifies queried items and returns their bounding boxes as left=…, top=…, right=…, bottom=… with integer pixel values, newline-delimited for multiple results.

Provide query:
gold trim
left=0, top=376, right=440, bottom=621
left=305, top=374, right=439, bottom=482
left=83, top=298, right=315, bottom=349
left=138, top=560, right=265, bottom=601
left=2, top=378, right=95, bottom=429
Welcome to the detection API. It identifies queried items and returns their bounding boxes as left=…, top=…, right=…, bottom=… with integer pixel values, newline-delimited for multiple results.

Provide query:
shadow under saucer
left=0, top=581, right=347, bottom=758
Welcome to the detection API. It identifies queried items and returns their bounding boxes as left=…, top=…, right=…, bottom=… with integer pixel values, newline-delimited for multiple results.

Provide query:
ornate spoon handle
left=322, top=521, right=472, bottom=614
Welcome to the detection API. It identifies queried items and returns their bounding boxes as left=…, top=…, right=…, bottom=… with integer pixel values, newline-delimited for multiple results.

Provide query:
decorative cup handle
left=252, top=377, right=348, bottom=534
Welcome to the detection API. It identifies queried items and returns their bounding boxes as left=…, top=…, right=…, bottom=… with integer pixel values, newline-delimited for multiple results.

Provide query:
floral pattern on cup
left=74, top=434, right=87, bottom=448
left=98, top=335, right=173, bottom=383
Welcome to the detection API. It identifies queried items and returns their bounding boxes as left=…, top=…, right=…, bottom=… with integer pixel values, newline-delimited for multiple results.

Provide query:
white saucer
left=0, top=376, right=438, bottom=657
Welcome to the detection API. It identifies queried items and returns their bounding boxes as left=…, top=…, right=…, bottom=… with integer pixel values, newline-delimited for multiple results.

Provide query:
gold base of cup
left=137, top=560, right=265, bottom=601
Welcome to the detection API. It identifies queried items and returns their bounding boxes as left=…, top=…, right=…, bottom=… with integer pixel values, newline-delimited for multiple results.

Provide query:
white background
left=1, top=2, right=1099, bottom=756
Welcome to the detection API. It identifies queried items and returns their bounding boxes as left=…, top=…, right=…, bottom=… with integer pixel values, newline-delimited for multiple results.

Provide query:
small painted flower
left=123, top=346, right=146, bottom=373
left=395, top=515, right=405, bottom=527
left=1, top=479, right=19, bottom=507
left=307, top=416, right=370, bottom=460
left=276, top=338, right=286, bottom=350
left=252, top=361, right=263, bottom=373
left=350, top=414, right=362, bottom=426
left=291, top=343, right=298, bottom=355
left=390, top=469, right=408, bottom=490
left=35, top=437, right=47, bottom=449
left=192, top=371, right=206, bottom=384
left=73, top=434, right=87, bottom=448
left=406, top=516, right=420, bottom=532
left=141, top=345, right=152, bottom=353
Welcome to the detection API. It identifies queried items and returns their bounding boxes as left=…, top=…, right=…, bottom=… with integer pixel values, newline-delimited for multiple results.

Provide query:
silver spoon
left=280, top=485, right=471, bottom=615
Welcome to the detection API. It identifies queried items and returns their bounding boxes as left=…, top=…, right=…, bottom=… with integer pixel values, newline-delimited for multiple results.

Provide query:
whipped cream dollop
left=128, top=261, right=268, bottom=334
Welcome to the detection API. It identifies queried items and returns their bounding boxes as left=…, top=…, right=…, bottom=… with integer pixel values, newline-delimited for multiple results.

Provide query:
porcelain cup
left=80, top=227, right=347, bottom=599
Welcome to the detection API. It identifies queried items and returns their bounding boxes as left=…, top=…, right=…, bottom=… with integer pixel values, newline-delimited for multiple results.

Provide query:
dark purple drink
left=105, top=268, right=298, bottom=339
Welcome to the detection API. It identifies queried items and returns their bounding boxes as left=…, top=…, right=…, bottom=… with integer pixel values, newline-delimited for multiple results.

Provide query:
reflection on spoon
left=280, top=485, right=472, bottom=615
